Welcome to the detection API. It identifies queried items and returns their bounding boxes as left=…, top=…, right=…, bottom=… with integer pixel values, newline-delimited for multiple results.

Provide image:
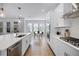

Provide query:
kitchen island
left=0, top=33, right=32, bottom=56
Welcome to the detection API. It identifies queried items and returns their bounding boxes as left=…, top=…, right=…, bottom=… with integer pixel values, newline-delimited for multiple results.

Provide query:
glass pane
left=39, top=24, right=44, bottom=33
left=0, top=22, right=3, bottom=33
left=0, top=28, right=3, bottom=32
left=7, top=22, right=10, bottom=33
left=34, top=24, right=38, bottom=33
left=14, top=22, right=18, bottom=33
left=28, top=23, right=32, bottom=32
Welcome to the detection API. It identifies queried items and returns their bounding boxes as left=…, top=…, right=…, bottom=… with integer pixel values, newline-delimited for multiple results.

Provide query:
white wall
left=51, top=17, right=79, bottom=39
left=69, top=18, right=79, bottom=38
left=50, top=10, right=57, bottom=35
left=50, top=3, right=73, bottom=37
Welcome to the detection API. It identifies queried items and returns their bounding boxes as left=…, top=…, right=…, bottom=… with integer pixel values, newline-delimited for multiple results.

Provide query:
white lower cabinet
left=22, top=34, right=31, bottom=55
left=22, top=36, right=27, bottom=55
left=0, top=50, right=7, bottom=56
left=63, top=43, right=79, bottom=56
left=49, top=37, right=79, bottom=56
left=51, top=37, right=64, bottom=56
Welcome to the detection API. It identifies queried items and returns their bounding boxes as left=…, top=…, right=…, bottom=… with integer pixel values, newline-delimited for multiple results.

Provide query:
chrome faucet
left=16, top=33, right=18, bottom=37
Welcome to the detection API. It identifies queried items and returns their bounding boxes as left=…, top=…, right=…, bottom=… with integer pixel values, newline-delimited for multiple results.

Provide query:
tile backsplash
left=55, top=28, right=70, bottom=37
left=69, top=18, right=79, bottom=39
left=55, top=18, right=79, bottom=39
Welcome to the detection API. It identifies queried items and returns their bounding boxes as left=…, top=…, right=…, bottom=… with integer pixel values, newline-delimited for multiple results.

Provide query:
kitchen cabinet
left=0, top=22, right=3, bottom=34
left=14, top=22, right=19, bottom=33
left=6, top=21, right=19, bottom=33
left=0, top=18, right=25, bottom=34
left=53, top=3, right=72, bottom=27
left=22, top=34, right=31, bottom=55
left=6, top=22, right=11, bottom=33
left=50, top=37, right=64, bottom=56
left=62, top=41, right=79, bottom=56
left=46, top=36, right=64, bottom=56
left=0, top=21, right=19, bottom=34
left=22, top=36, right=28, bottom=55
left=0, top=50, right=7, bottom=56
left=53, top=4, right=64, bottom=27
left=7, top=40, right=22, bottom=56
left=64, top=4, right=72, bottom=15
left=48, top=36, right=79, bottom=56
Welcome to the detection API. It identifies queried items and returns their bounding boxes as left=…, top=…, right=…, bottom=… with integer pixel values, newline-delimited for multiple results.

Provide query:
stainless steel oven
left=7, top=40, right=22, bottom=56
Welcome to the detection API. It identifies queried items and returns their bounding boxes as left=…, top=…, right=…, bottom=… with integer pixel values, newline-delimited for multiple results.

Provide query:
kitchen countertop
left=53, top=35, right=79, bottom=51
left=0, top=33, right=31, bottom=50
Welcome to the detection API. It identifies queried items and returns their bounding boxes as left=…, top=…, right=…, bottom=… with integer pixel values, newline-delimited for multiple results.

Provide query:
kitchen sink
left=16, top=35, right=25, bottom=38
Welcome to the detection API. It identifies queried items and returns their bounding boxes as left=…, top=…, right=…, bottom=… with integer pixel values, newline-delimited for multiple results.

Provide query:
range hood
left=63, top=3, right=79, bottom=19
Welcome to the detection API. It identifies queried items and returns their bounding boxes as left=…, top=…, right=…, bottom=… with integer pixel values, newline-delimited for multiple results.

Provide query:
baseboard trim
left=23, top=45, right=31, bottom=56
left=47, top=43, right=56, bottom=56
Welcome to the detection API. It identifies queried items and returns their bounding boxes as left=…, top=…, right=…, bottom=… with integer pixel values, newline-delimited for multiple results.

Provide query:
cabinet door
left=57, top=4, right=64, bottom=27
left=6, top=22, right=11, bottom=33
left=55, top=39, right=64, bottom=56
left=51, top=37, right=64, bottom=56
left=53, top=10, right=59, bottom=26
left=63, top=42, right=79, bottom=56
left=52, top=37, right=59, bottom=55
left=14, top=22, right=19, bottom=33
left=22, top=35, right=31, bottom=55
left=54, top=4, right=71, bottom=27
left=22, top=36, right=28, bottom=55
left=54, top=4, right=64, bottom=27
left=64, top=3, right=72, bottom=15
left=0, top=22, right=3, bottom=33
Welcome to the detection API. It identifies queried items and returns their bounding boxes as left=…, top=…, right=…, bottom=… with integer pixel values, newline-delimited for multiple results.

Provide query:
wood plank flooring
left=25, top=36, right=55, bottom=56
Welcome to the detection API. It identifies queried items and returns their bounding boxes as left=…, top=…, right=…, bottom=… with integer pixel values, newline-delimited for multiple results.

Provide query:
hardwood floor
left=25, top=35, right=55, bottom=56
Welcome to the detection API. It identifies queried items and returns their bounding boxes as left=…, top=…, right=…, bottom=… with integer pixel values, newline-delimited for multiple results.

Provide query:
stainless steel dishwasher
left=7, top=40, right=22, bottom=56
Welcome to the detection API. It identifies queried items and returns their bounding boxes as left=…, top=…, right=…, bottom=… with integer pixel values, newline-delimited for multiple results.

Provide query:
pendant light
left=17, top=7, right=21, bottom=23
left=0, top=8, right=4, bottom=17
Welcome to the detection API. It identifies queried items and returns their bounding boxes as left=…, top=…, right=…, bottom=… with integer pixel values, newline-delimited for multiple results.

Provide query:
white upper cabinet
left=64, top=4, right=72, bottom=15
left=53, top=3, right=72, bottom=27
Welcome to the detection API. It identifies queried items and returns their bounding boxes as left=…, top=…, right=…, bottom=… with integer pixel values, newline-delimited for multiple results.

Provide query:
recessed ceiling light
left=18, top=20, right=21, bottom=23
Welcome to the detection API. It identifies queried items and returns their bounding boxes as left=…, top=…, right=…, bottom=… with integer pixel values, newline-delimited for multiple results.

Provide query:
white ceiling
left=0, top=3, right=59, bottom=19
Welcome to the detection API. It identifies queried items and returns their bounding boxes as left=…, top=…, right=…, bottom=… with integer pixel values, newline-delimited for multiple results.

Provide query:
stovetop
left=60, top=37, right=79, bottom=47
